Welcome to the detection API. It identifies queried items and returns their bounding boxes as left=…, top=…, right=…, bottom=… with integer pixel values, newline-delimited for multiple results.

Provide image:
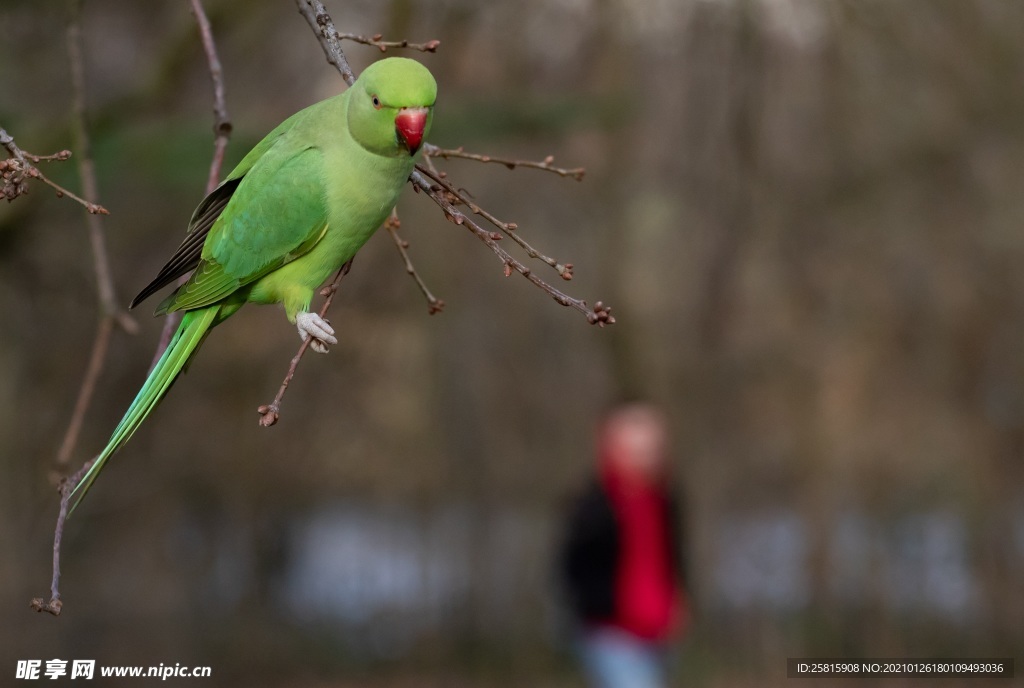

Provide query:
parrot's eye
left=371, top=95, right=382, bottom=110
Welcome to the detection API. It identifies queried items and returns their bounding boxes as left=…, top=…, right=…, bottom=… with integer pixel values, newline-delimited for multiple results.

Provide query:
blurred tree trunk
left=595, top=0, right=646, bottom=402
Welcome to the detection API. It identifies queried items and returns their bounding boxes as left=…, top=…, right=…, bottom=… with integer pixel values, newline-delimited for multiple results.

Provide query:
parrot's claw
left=308, top=339, right=331, bottom=355
left=296, top=311, right=337, bottom=354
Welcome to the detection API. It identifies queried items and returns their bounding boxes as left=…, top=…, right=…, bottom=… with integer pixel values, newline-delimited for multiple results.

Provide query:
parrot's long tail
left=68, top=305, right=220, bottom=514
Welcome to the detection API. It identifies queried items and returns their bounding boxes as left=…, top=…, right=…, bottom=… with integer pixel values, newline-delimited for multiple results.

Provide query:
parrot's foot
left=296, top=312, right=337, bottom=354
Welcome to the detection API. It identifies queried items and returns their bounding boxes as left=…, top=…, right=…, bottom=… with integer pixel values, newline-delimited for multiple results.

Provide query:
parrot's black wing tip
left=130, top=176, right=243, bottom=314
left=128, top=289, right=151, bottom=311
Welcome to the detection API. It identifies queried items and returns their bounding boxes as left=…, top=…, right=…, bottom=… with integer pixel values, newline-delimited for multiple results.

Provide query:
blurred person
left=559, top=403, right=689, bottom=688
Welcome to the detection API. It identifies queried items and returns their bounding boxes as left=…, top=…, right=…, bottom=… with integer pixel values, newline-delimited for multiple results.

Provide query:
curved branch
left=386, top=208, right=444, bottom=314
left=151, top=0, right=234, bottom=369
left=1, top=128, right=108, bottom=213
left=190, top=0, right=233, bottom=191
left=258, top=260, right=353, bottom=427
left=296, top=0, right=357, bottom=86
left=68, top=4, right=135, bottom=330
left=411, top=168, right=613, bottom=326
left=49, top=0, right=139, bottom=481
left=30, top=457, right=95, bottom=617
left=423, top=144, right=585, bottom=181
left=416, top=163, right=575, bottom=281
left=339, top=32, right=440, bottom=54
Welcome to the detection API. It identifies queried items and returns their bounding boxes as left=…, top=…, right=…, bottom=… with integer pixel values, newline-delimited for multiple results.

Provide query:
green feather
left=68, top=306, right=220, bottom=513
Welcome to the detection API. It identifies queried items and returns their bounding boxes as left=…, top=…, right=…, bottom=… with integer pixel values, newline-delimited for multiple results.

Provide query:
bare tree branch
left=51, top=0, right=139, bottom=479
left=415, top=163, right=575, bottom=281
left=257, top=260, right=353, bottom=427
left=338, top=31, right=440, bottom=54
left=30, top=457, right=95, bottom=617
left=1, top=128, right=107, bottom=213
left=150, top=0, right=233, bottom=369
left=54, top=317, right=114, bottom=471
left=190, top=0, right=232, bottom=192
left=30, top=456, right=96, bottom=618
left=296, top=0, right=358, bottom=86
left=423, top=144, right=585, bottom=181
left=410, top=168, right=613, bottom=325
left=385, top=208, right=445, bottom=314
left=67, top=3, right=135, bottom=331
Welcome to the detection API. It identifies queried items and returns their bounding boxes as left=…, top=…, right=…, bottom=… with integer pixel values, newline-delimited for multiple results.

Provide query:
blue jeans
left=578, top=626, right=669, bottom=688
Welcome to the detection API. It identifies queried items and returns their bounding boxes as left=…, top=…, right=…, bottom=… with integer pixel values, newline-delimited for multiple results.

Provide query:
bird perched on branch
left=69, top=57, right=436, bottom=512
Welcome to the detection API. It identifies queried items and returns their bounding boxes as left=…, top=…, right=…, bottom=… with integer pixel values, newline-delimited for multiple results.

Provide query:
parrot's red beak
left=395, top=107, right=428, bottom=155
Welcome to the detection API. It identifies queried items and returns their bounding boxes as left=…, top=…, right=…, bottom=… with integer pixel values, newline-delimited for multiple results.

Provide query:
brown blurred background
left=2, top=0, right=1022, bottom=685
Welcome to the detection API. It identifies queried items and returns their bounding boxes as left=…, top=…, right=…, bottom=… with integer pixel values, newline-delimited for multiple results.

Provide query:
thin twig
left=416, top=163, right=575, bottom=281
left=50, top=0, right=138, bottom=479
left=68, top=2, right=135, bottom=331
left=338, top=32, right=440, bottom=54
left=31, top=457, right=96, bottom=616
left=295, top=1, right=440, bottom=80
left=385, top=208, right=444, bottom=314
left=151, top=0, right=233, bottom=369
left=423, top=144, right=585, bottom=181
left=297, top=0, right=357, bottom=86
left=410, top=168, right=614, bottom=325
left=258, top=260, right=353, bottom=427
left=189, top=0, right=232, bottom=192
left=54, top=317, right=114, bottom=470
left=1, top=127, right=108, bottom=213
left=21, top=149, right=74, bottom=163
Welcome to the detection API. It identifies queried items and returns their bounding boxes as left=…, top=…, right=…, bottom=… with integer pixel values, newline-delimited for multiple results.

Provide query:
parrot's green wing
left=130, top=178, right=242, bottom=308
left=155, top=141, right=330, bottom=314
left=130, top=112, right=305, bottom=310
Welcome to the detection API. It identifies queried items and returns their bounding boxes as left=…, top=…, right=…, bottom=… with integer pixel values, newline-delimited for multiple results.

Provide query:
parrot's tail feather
left=68, top=306, right=220, bottom=514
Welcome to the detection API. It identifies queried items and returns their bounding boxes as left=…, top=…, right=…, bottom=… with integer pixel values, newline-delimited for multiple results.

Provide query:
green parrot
left=68, top=57, right=437, bottom=512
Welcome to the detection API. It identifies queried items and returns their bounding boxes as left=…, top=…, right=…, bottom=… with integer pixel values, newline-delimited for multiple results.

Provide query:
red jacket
left=602, top=463, right=682, bottom=640
left=560, top=467, right=688, bottom=642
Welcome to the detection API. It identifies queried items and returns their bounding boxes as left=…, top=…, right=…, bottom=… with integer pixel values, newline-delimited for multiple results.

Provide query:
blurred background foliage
left=2, top=0, right=1022, bottom=685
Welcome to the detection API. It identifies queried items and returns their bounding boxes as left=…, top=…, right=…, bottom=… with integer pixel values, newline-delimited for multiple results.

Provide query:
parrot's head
left=348, top=57, right=437, bottom=158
